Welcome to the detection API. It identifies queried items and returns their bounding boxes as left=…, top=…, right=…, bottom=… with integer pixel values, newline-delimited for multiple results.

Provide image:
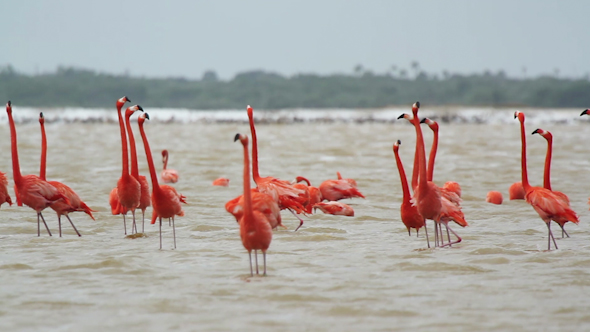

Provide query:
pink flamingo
left=225, top=188, right=284, bottom=230
left=0, top=171, right=12, bottom=208
left=235, top=133, right=273, bottom=276
left=39, top=112, right=95, bottom=237
left=294, top=176, right=322, bottom=214
left=313, top=201, right=354, bottom=216
left=486, top=191, right=503, bottom=205
left=161, top=150, right=179, bottom=183
left=7, top=101, right=68, bottom=236
left=515, top=111, right=578, bottom=250
left=138, top=113, right=186, bottom=249
left=532, top=128, right=573, bottom=237
left=213, top=178, right=229, bottom=186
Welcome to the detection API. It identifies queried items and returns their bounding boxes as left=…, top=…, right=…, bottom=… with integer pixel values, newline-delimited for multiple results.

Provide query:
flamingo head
left=295, top=176, right=311, bottom=186
left=39, top=112, right=45, bottom=125
left=246, top=105, right=254, bottom=119
left=393, top=139, right=401, bottom=153
left=397, top=113, right=414, bottom=122
left=6, top=100, right=11, bottom=114
left=412, top=101, right=420, bottom=115
left=532, top=128, right=552, bottom=141
left=161, top=149, right=168, bottom=164
left=581, top=109, right=590, bottom=116
left=234, top=133, right=248, bottom=146
left=514, top=111, right=524, bottom=122
left=125, top=104, right=143, bottom=118
left=116, top=96, right=131, bottom=110
left=420, top=117, right=439, bottom=131
left=138, top=112, right=149, bottom=126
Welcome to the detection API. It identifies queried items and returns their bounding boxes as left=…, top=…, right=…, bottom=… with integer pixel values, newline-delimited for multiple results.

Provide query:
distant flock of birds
left=0, top=99, right=588, bottom=276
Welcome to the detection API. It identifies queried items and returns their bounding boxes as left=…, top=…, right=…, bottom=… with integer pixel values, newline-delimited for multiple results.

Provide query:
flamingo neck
left=117, top=105, right=129, bottom=178
left=125, top=112, right=139, bottom=178
left=411, top=125, right=419, bottom=191
left=248, top=112, right=261, bottom=182
left=241, top=139, right=254, bottom=222
left=519, top=118, right=531, bottom=192
left=393, top=147, right=411, bottom=203
left=414, top=117, right=428, bottom=191
left=163, top=153, right=168, bottom=170
left=138, top=121, right=162, bottom=196
left=427, top=127, right=438, bottom=182
left=543, top=136, right=553, bottom=190
left=7, top=110, right=22, bottom=183
left=40, top=121, right=47, bottom=181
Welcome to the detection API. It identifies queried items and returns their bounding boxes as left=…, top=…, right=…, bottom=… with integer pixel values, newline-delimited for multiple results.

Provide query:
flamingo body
left=486, top=191, right=503, bottom=204
left=313, top=201, right=354, bottom=216
left=0, top=172, right=12, bottom=208
left=226, top=189, right=283, bottom=229
left=509, top=182, right=525, bottom=200
left=319, top=178, right=365, bottom=202
left=213, top=177, right=230, bottom=186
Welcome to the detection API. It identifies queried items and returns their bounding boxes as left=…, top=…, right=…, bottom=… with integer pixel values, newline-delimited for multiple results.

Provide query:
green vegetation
left=1, top=65, right=589, bottom=109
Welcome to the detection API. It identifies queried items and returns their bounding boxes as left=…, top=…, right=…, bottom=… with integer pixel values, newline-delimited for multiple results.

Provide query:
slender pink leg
left=254, top=249, right=259, bottom=275
left=263, top=251, right=267, bottom=276
left=159, top=217, right=163, bottom=250
left=290, top=209, right=304, bottom=231
left=40, top=213, right=52, bottom=236
left=123, top=214, right=127, bottom=235
left=424, top=220, right=430, bottom=248
left=547, top=222, right=558, bottom=250
left=248, top=251, right=253, bottom=276
left=65, top=215, right=81, bottom=237
left=439, top=223, right=462, bottom=247
left=172, top=217, right=176, bottom=249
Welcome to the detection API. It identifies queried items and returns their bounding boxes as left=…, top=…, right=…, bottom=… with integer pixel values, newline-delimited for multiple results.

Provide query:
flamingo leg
left=65, top=215, right=81, bottom=237
left=559, top=224, right=570, bottom=238
left=263, top=251, right=267, bottom=276
left=39, top=213, right=52, bottom=236
left=58, top=215, right=62, bottom=237
left=433, top=221, right=438, bottom=247
left=289, top=209, right=304, bottom=231
left=424, top=220, right=430, bottom=248
left=408, top=228, right=411, bottom=236
left=37, top=213, right=41, bottom=236
left=416, top=228, right=419, bottom=237
left=131, top=210, right=137, bottom=234
left=254, top=249, right=259, bottom=275
left=547, top=222, right=558, bottom=250
left=439, top=223, right=462, bottom=247
left=123, top=214, right=127, bottom=235
left=446, top=224, right=452, bottom=247
left=172, top=217, right=176, bottom=249
left=159, top=217, right=163, bottom=250
left=248, top=251, right=253, bottom=277
left=141, top=209, right=145, bottom=234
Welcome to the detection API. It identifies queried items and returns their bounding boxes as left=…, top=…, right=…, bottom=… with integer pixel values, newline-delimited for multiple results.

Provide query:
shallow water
left=1, top=110, right=590, bottom=331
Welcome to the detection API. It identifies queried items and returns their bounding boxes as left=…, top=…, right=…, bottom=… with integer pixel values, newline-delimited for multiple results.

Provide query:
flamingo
left=0, top=171, right=12, bottom=208
left=313, top=201, right=354, bottom=216
left=580, top=109, right=590, bottom=210
left=294, top=176, right=322, bottom=214
left=247, top=105, right=307, bottom=230
left=509, top=182, right=525, bottom=200
left=514, top=111, right=578, bottom=250
left=111, top=97, right=142, bottom=235
left=138, top=113, right=186, bottom=249
left=486, top=191, right=503, bottom=205
left=212, top=177, right=229, bottom=186
left=125, top=106, right=151, bottom=233
left=399, top=102, right=466, bottom=248
left=234, top=133, right=273, bottom=276
left=6, top=101, right=69, bottom=236
left=161, top=150, right=179, bottom=183
left=39, top=112, right=95, bottom=237
left=336, top=171, right=358, bottom=188
left=392, top=140, right=425, bottom=237
left=225, top=188, right=284, bottom=229
left=318, top=176, right=365, bottom=202
left=532, top=128, right=573, bottom=237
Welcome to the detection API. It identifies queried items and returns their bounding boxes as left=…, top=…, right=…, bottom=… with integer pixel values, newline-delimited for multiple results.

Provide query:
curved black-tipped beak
left=581, top=109, right=589, bottom=116
left=514, top=113, right=517, bottom=119
left=39, top=112, right=44, bottom=118
left=397, top=114, right=405, bottom=120
left=532, top=129, right=541, bottom=135
left=137, top=105, right=144, bottom=112
left=414, top=101, right=420, bottom=108
left=125, top=96, right=131, bottom=103
left=7, top=100, right=11, bottom=106
left=420, top=118, right=427, bottom=124
left=145, top=113, right=150, bottom=120
left=234, top=133, right=240, bottom=142
left=397, top=139, right=401, bottom=145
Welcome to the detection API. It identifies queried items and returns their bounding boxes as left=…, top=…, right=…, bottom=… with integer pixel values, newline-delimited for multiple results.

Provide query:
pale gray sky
left=1, top=0, right=588, bottom=79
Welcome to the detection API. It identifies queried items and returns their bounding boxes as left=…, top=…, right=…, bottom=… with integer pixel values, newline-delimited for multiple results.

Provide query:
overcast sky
left=1, top=0, right=588, bottom=80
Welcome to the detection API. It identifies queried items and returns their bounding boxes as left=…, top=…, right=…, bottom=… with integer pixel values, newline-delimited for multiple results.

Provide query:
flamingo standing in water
left=0, top=171, right=12, bottom=208
left=580, top=109, right=590, bottom=210
left=247, top=105, right=307, bottom=230
left=39, top=112, right=95, bottom=237
left=125, top=107, right=151, bottom=233
left=109, top=97, right=142, bottom=235
left=392, top=140, right=425, bottom=237
left=225, top=188, right=284, bottom=229
left=161, top=150, right=179, bottom=183
left=532, top=128, right=574, bottom=237
left=234, top=133, right=273, bottom=276
left=399, top=102, right=466, bottom=247
left=6, top=101, right=68, bottom=236
left=138, top=113, right=186, bottom=249
left=514, top=111, right=578, bottom=250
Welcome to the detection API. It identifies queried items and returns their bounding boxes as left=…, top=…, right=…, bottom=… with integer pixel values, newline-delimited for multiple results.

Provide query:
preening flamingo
left=336, top=171, right=358, bottom=188
left=318, top=175, right=365, bottom=202
left=399, top=102, right=466, bottom=248
left=313, top=201, right=354, bottom=216
left=514, top=111, right=578, bottom=250
left=247, top=105, right=307, bottom=230
left=295, top=176, right=322, bottom=214
left=213, top=177, right=229, bottom=186
left=234, top=133, right=273, bottom=276
left=509, top=182, right=525, bottom=200
left=486, top=191, right=503, bottom=205
left=138, top=113, right=186, bottom=249
left=161, top=150, right=179, bottom=183
left=39, top=112, right=95, bottom=237
left=225, top=188, right=284, bottom=229
left=392, top=140, right=425, bottom=236
left=532, top=128, right=573, bottom=237
left=0, top=171, right=12, bottom=208
left=7, top=101, right=68, bottom=236
left=125, top=106, right=151, bottom=233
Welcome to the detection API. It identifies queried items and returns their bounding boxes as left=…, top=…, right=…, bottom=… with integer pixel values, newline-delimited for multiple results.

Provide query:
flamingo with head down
left=0, top=171, right=12, bottom=209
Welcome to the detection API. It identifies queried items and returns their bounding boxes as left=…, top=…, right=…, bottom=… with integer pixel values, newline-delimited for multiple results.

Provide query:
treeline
left=1, top=65, right=589, bottom=109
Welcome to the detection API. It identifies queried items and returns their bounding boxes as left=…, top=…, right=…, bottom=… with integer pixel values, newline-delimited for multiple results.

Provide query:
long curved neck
left=414, top=117, right=428, bottom=191
left=242, top=140, right=254, bottom=222
left=125, top=113, right=139, bottom=178
left=519, top=118, right=531, bottom=191
left=543, top=137, right=553, bottom=190
left=248, top=112, right=261, bottom=182
left=40, top=121, right=47, bottom=181
left=394, top=148, right=411, bottom=203
left=411, top=126, right=419, bottom=191
left=138, top=122, right=161, bottom=195
left=427, top=127, right=438, bottom=182
left=118, top=105, right=129, bottom=177
left=163, top=153, right=168, bottom=170
left=8, top=110, right=22, bottom=183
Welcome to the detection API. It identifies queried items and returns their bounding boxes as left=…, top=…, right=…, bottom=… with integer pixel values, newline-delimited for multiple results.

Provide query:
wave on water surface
left=0, top=106, right=587, bottom=125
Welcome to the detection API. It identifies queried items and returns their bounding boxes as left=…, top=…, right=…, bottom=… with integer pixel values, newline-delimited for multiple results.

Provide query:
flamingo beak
left=581, top=109, right=589, bottom=116
left=397, top=114, right=405, bottom=120
left=532, top=129, right=541, bottom=135
left=234, top=133, right=240, bottom=142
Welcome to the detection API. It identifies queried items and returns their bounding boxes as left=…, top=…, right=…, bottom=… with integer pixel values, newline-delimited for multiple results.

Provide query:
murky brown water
left=1, top=113, right=590, bottom=331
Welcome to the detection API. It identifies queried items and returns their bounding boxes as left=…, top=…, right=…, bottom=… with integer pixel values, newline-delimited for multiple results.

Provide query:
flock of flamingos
left=0, top=99, right=588, bottom=276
